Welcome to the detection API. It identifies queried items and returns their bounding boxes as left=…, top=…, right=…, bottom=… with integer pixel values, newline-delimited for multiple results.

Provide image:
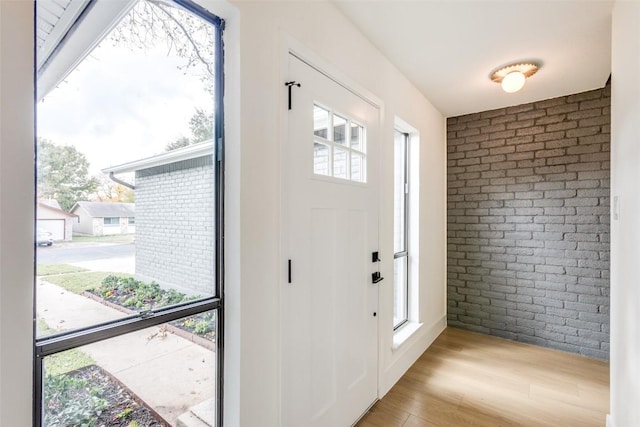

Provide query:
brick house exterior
left=103, top=141, right=215, bottom=296
left=447, top=87, right=610, bottom=359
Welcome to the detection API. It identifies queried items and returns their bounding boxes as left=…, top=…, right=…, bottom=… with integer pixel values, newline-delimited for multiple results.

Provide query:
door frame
left=278, top=33, right=385, bottom=425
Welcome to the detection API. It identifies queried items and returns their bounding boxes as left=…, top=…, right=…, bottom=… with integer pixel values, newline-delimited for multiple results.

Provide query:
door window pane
left=333, top=114, right=347, bottom=145
left=350, top=123, right=364, bottom=152
left=312, top=104, right=367, bottom=183
left=314, top=105, right=330, bottom=139
left=314, top=143, right=331, bottom=176
left=333, top=147, right=348, bottom=179
left=351, top=152, right=364, bottom=182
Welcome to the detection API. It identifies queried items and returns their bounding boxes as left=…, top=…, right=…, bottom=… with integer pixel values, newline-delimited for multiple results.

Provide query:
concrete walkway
left=37, top=279, right=214, bottom=426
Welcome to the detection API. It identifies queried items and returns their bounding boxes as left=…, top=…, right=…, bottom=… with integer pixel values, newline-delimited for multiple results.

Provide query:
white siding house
left=69, top=201, right=135, bottom=236
left=36, top=199, right=76, bottom=241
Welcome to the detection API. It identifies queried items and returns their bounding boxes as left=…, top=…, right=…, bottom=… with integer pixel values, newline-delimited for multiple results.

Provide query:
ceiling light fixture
left=491, top=63, right=539, bottom=93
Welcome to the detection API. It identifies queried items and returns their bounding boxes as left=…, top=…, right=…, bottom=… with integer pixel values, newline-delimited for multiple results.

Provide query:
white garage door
left=37, top=219, right=65, bottom=241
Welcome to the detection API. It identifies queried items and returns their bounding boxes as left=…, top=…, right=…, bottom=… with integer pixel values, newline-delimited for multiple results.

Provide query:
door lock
left=372, top=251, right=383, bottom=284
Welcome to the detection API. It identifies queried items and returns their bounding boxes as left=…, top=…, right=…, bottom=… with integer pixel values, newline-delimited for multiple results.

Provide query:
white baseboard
left=606, top=414, right=613, bottom=427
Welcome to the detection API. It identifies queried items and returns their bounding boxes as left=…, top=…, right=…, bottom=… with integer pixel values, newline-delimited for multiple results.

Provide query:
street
left=37, top=242, right=134, bottom=265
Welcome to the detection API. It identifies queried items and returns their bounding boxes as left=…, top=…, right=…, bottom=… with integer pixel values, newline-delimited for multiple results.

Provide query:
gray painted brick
left=566, top=318, right=601, bottom=331
left=534, top=329, right=566, bottom=342
left=547, top=324, right=578, bottom=336
left=547, top=341, right=581, bottom=354
left=136, top=162, right=215, bottom=296
left=581, top=348, right=609, bottom=360
left=448, top=88, right=609, bottom=360
left=565, top=335, right=600, bottom=349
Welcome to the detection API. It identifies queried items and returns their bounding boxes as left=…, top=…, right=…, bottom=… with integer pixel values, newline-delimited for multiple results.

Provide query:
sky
left=37, top=7, right=214, bottom=176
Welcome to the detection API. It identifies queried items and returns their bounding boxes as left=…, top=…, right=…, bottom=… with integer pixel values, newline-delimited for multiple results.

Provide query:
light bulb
left=501, top=71, right=526, bottom=93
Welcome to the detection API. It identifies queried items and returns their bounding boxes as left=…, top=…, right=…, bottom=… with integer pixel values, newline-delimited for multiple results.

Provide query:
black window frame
left=32, top=1, right=226, bottom=425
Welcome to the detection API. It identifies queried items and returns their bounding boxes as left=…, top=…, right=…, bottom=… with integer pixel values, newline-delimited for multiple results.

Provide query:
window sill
left=392, top=321, right=423, bottom=351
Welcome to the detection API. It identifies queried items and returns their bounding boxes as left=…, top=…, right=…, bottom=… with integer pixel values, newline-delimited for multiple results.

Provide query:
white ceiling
left=333, top=0, right=614, bottom=118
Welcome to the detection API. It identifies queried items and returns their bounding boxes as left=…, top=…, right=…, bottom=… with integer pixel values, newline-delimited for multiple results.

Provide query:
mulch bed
left=46, top=364, right=168, bottom=426
left=83, top=291, right=216, bottom=351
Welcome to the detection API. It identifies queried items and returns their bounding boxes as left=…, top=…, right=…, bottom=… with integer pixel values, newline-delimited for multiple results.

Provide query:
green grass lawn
left=71, top=234, right=134, bottom=244
left=37, top=319, right=95, bottom=375
left=37, top=264, right=88, bottom=276
left=37, top=264, right=131, bottom=294
left=45, top=349, right=95, bottom=376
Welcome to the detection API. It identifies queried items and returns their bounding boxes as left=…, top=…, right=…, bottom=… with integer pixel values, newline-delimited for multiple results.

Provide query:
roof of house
left=37, top=201, right=77, bottom=217
left=39, top=199, right=62, bottom=209
left=102, top=140, right=214, bottom=175
left=70, top=201, right=135, bottom=218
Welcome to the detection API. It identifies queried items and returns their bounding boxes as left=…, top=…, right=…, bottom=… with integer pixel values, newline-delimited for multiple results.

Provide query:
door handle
left=372, top=252, right=383, bottom=283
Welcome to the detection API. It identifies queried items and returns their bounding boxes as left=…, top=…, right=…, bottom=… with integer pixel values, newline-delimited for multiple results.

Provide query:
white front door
left=282, top=53, right=379, bottom=427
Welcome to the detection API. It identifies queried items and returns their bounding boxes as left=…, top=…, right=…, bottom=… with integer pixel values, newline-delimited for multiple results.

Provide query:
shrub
left=43, top=373, right=107, bottom=427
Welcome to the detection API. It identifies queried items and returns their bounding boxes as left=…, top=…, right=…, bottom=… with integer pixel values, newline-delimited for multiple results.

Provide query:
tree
left=107, top=0, right=216, bottom=152
left=189, top=108, right=213, bottom=143
left=109, top=0, right=215, bottom=93
left=165, top=136, right=192, bottom=151
left=165, top=108, right=213, bottom=151
left=92, top=175, right=135, bottom=203
left=37, top=138, right=99, bottom=211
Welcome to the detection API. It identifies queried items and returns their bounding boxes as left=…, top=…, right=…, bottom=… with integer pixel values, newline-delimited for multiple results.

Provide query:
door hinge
left=285, top=81, right=301, bottom=110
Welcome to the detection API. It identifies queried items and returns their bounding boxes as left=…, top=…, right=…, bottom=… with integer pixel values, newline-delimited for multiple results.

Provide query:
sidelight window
left=393, top=129, right=410, bottom=329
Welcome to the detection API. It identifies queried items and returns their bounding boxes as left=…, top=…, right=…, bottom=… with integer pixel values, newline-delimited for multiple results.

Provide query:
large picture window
left=34, top=1, right=225, bottom=425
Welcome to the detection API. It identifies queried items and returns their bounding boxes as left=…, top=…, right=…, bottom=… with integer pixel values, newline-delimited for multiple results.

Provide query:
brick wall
left=135, top=157, right=215, bottom=296
left=447, top=87, right=610, bottom=360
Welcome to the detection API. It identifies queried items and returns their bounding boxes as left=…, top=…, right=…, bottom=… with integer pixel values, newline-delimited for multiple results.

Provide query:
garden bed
left=85, top=276, right=216, bottom=351
left=44, top=364, right=167, bottom=427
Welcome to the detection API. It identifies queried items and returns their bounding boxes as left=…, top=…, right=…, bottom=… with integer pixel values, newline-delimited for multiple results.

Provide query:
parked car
left=37, top=231, right=53, bottom=246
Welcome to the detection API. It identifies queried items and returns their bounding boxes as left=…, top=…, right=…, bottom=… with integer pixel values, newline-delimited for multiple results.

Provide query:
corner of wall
left=380, top=315, right=446, bottom=396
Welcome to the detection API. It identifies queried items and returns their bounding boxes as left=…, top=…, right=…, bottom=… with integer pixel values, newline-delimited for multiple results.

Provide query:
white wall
left=610, top=2, right=640, bottom=426
left=225, top=1, right=446, bottom=425
left=0, top=0, right=34, bottom=424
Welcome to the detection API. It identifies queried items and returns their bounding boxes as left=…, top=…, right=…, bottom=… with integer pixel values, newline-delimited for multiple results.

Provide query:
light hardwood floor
left=357, top=327, right=609, bottom=427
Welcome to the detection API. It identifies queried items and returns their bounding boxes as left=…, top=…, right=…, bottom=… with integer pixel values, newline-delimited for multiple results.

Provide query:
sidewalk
left=37, top=279, right=215, bottom=425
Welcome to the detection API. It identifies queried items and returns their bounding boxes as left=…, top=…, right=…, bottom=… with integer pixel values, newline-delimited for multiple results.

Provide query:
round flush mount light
left=491, top=63, right=539, bottom=93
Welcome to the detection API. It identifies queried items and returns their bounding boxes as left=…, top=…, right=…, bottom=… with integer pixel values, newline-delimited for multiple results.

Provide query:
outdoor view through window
left=35, top=1, right=222, bottom=425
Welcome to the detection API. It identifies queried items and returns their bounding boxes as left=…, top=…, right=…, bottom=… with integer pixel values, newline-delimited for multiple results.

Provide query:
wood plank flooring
left=357, top=327, right=609, bottom=427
